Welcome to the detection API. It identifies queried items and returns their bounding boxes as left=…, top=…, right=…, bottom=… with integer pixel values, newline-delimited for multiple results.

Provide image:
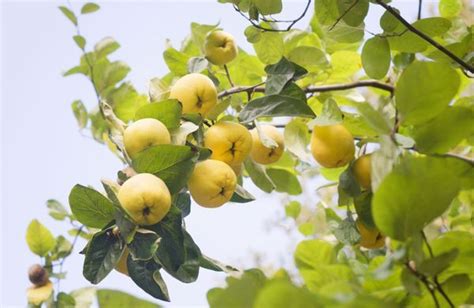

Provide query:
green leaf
left=411, top=106, right=474, bottom=154
left=26, top=219, right=56, bottom=257
left=239, top=95, right=315, bottom=123
left=401, top=267, right=422, bottom=296
left=267, top=168, right=302, bottom=195
left=108, top=83, right=148, bottom=123
left=163, top=47, right=190, bottom=76
left=440, top=274, right=472, bottom=306
left=190, top=22, right=218, bottom=51
left=94, top=37, right=120, bottom=59
left=51, top=235, right=73, bottom=260
left=127, top=258, right=170, bottom=301
left=187, top=57, right=208, bottom=73
left=230, top=185, right=256, bottom=203
left=294, top=239, right=335, bottom=270
left=308, top=98, right=343, bottom=127
left=264, top=57, right=304, bottom=95
left=253, top=0, right=282, bottom=15
left=71, top=100, right=88, bottom=129
left=372, top=155, right=469, bottom=240
left=253, top=32, right=284, bottom=64
left=332, top=218, right=361, bottom=245
left=207, top=269, right=267, bottom=308
left=97, top=289, right=158, bottom=308
left=83, top=228, right=123, bottom=284
left=380, top=9, right=400, bottom=32
left=57, top=293, right=76, bottom=307
left=254, top=280, right=320, bottom=308
left=354, top=191, right=375, bottom=228
left=387, top=17, right=452, bottom=53
left=128, top=230, right=160, bottom=261
left=418, top=249, right=459, bottom=277
left=134, top=100, right=182, bottom=129
left=284, top=119, right=312, bottom=164
left=244, top=159, right=275, bottom=193
left=337, top=0, right=369, bottom=27
left=58, top=6, right=77, bottom=26
left=298, top=222, right=315, bottom=236
left=47, top=199, right=69, bottom=221
left=395, top=61, right=460, bottom=125
left=174, top=192, right=191, bottom=217
left=73, top=35, right=86, bottom=49
left=361, top=36, right=390, bottom=79
left=314, top=0, right=339, bottom=25
left=166, top=230, right=201, bottom=283
left=68, top=185, right=115, bottom=229
left=356, top=102, right=391, bottom=134
left=81, top=3, right=100, bottom=14
left=439, top=0, right=463, bottom=18
left=339, top=165, right=361, bottom=197
left=148, top=206, right=201, bottom=283
left=132, top=145, right=199, bottom=194
left=287, top=46, right=329, bottom=71
left=285, top=201, right=301, bottom=219
left=430, top=231, right=474, bottom=278
left=244, top=26, right=262, bottom=43
left=199, top=255, right=238, bottom=273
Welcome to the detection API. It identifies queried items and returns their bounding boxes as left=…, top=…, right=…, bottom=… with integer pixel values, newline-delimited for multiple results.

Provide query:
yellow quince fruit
left=117, top=173, right=171, bottom=225
left=204, top=121, right=253, bottom=166
left=310, top=124, right=355, bottom=168
left=187, top=159, right=237, bottom=208
left=250, top=125, right=284, bottom=165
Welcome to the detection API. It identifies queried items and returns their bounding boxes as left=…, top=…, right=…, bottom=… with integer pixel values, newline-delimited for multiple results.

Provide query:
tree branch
left=329, top=0, right=360, bottom=31
left=218, top=80, right=394, bottom=99
left=232, top=0, right=311, bottom=33
left=375, top=0, right=474, bottom=73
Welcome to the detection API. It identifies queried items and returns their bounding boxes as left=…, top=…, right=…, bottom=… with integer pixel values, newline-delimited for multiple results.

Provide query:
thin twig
left=56, top=225, right=85, bottom=297
left=421, top=231, right=455, bottom=308
left=375, top=0, right=474, bottom=73
left=218, top=80, right=394, bottom=99
left=405, top=262, right=440, bottom=308
left=417, top=0, right=422, bottom=20
left=224, top=64, right=234, bottom=87
left=329, top=0, right=360, bottom=31
left=232, top=0, right=311, bottom=33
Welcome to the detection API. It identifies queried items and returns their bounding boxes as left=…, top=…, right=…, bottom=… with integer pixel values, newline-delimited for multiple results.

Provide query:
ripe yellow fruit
left=250, top=125, right=284, bottom=165
left=169, top=73, right=217, bottom=116
left=356, top=220, right=385, bottom=249
left=187, top=159, right=237, bottom=208
left=310, top=124, right=355, bottom=168
left=204, top=30, right=238, bottom=66
left=204, top=121, right=253, bottom=166
left=123, top=118, right=171, bottom=159
left=117, top=173, right=171, bottom=225
left=115, top=248, right=129, bottom=276
left=353, top=154, right=372, bottom=190
left=27, top=281, right=53, bottom=306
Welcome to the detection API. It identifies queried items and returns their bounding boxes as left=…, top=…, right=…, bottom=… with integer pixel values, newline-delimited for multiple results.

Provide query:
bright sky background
left=1, top=1, right=432, bottom=307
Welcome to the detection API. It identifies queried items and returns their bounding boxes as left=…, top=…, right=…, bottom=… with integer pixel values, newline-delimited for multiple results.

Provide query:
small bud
left=28, top=264, right=49, bottom=287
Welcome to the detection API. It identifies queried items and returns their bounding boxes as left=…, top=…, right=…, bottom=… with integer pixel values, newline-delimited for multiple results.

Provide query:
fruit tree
left=25, top=0, right=473, bottom=307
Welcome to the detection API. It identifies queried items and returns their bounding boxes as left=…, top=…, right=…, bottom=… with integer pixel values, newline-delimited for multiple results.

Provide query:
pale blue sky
left=1, top=1, right=429, bottom=306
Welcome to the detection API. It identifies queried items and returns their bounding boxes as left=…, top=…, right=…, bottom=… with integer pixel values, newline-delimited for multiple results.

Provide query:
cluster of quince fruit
left=115, top=29, right=383, bottom=254
left=311, top=123, right=385, bottom=249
